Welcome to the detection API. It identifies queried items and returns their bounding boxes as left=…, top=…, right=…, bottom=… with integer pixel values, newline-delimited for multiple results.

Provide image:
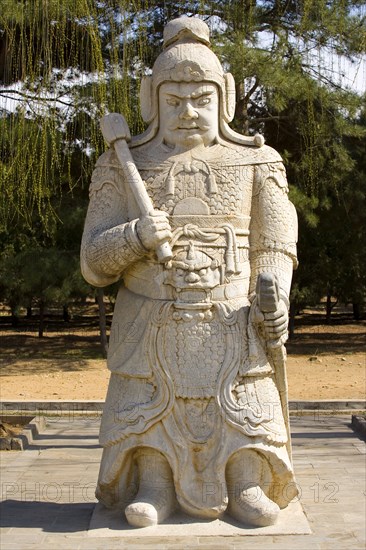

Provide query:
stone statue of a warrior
left=81, top=17, right=298, bottom=528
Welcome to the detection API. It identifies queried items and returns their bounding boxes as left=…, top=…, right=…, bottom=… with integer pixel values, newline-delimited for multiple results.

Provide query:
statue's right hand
left=136, top=210, right=172, bottom=251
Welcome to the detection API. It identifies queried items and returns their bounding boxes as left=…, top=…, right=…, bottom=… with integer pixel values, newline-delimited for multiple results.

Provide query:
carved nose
left=185, top=272, right=200, bottom=283
left=179, top=102, right=198, bottom=120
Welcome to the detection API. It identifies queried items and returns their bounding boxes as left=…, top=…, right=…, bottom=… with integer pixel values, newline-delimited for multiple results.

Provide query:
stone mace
left=100, top=112, right=173, bottom=263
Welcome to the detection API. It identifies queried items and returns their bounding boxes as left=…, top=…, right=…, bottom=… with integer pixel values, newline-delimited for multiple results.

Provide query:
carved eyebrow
left=191, top=90, right=214, bottom=98
left=165, top=90, right=215, bottom=99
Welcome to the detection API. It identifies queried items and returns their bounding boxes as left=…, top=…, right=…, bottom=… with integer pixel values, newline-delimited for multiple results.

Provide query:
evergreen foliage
left=0, top=1, right=365, bottom=322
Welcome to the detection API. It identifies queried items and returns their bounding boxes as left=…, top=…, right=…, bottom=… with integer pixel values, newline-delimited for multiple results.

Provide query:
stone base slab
left=0, top=414, right=45, bottom=450
left=88, top=500, right=311, bottom=537
left=351, top=414, right=366, bottom=439
left=1, top=400, right=364, bottom=414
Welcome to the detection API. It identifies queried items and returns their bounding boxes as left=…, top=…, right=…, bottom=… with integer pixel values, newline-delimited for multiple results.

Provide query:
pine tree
left=1, top=1, right=365, bottom=319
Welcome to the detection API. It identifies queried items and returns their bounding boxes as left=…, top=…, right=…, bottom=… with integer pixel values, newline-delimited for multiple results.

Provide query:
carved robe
left=81, top=139, right=298, bottom=517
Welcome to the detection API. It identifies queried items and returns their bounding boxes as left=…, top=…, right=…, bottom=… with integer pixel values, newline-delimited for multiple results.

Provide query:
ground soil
left=0, top=306, right=365, bottom=401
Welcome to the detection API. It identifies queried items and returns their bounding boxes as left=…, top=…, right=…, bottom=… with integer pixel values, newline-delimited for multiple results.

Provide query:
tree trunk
left=10, top=306, right=19, bottom=328
left=325, top=291, right=337, bottom=324
left=63, top=304, right=70, bottom=322
left=235, top=82, right=249, bottom=134
left=26, top=306, right=32, bottom=318
left=96, top=288, right=108, bottom=358
left=38, top=300, right=45, bottom=338
left=352, top=302, right=361, bottom=321
left=288, top=301, right=296, bottom=339
left=325, top=291, right=332, bottom=324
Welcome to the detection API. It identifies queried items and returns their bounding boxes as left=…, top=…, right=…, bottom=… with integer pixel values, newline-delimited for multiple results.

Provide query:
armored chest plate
left=140, top=159, right=254, bottom=218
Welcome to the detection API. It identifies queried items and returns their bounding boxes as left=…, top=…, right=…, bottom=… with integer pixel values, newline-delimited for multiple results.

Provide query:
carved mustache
left=172, top=124, right=210, bottom=130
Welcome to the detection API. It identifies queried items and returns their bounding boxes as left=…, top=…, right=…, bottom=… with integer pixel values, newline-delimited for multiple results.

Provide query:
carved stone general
left=81, top=16, right=298, bottom=528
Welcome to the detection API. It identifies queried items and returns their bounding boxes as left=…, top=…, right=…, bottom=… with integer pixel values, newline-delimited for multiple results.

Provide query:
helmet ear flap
left=222, top=73, right=236, bottom=122
left=140, top=76, right=157, bottom=123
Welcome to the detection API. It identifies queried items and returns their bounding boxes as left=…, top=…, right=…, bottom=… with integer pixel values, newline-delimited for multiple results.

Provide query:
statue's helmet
left=135, top=17, right=264, bottom=148
left=139, top=17, right=236, bottom=125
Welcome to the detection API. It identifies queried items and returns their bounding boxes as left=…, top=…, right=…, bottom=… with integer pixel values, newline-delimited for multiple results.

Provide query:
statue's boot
left=125, top=449, right=176, bottom=527
left=226, top=450, right=280, bottom=527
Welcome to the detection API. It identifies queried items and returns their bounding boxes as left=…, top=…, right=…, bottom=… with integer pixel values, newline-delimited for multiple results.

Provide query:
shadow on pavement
left=0, top=500, right=95, bottom=533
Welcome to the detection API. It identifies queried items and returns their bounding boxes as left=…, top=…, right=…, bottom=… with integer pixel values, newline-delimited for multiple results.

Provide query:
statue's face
left=158, top=82, right=219, bottom=150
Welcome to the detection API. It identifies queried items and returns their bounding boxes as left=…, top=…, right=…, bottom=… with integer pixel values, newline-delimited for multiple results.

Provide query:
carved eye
left=176, top=269, right=184, bottom=276
left=199, top=268, right=207, bottom=276
left=197, top=97, right=210, bottom=106
left=166, top=97, right=179, bottom=107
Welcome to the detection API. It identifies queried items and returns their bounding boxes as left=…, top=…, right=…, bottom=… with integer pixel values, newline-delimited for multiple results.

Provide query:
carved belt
left=124, top=273, right=250, bottom=303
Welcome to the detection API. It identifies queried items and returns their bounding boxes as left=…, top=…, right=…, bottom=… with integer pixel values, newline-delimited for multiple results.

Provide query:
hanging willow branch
left=0, top=0, right=364, bottom=235
left=0, top=0, right=148, bottom=234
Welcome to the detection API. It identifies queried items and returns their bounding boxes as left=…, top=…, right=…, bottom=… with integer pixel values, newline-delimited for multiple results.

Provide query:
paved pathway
left=1, top=414, right=365, bottom=549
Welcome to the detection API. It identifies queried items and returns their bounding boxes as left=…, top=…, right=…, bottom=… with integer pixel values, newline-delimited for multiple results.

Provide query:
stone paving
left=0, top=413, right=365, bottom=549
